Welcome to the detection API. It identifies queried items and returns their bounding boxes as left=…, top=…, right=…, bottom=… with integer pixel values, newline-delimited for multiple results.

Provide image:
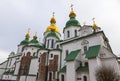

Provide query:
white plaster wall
left=26, top=76, right=36, bottom=81
left=0, top=61, right=7, bottom=79
left=14, top=61, right=20, bottom=75
left=101, top=58, right=120, bottom=74
left=64, top=26, right=80, bottom=40
left=20, top=76, right=26, bottom=81
left=45, top=37, right=59, bottom=49
left=11, top=76, right=17, bottom=80
left=29, top=58, right=39, bottom=75
left=22, top=47, right=39, bottom=56
left=88, top=58, right=98, bottom=81
left=79, top=26, right=93, bottom=37
left=77, top=72, right=90, bottom=81
left=66, top=61, right=76, bottom=81
left=59, top=73, right=66, bottom=81
left=61, top=33, right=104, bottom=67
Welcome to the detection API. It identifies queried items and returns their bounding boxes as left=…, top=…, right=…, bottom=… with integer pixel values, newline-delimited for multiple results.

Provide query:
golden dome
left=69, top=4, right=76, bottom=18
left=45, top=12, right=60, bottom=33
left=33, top=33, right=37, bottom=39
left=25, top=28, right=30, bottom=39
left=46, top=24, right=60, bottom=33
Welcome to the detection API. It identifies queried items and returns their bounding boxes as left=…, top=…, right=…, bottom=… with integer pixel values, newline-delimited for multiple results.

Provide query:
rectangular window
left=84, top=46, right=87, bottom=54
left=67, top=31, right=70, bottom=38
left=51, top=39, right=54, bottom=48
left=47, top=40, right=49, bottom=48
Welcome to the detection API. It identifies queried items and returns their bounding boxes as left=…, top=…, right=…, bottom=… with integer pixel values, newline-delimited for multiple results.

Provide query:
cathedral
left=0, top=6, right=120, bottom=81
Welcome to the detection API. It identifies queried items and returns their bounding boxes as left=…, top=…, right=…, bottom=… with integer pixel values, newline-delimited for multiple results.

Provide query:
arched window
left=27, top=52, right=31, bottom=56
left=61, top=75, right=64, bottom=81
left=33, top=52, right=36, bottom=56
left=75, top=30, right=77, bottom=37
left=80, top=61, right=82, bottom=66
left=67, top=31, right=70, bottom=38
left=83, top=76, right=87, bottom=81
left=66, top=50, right=69, bottom=57
left=51, top=39, right=54, bottom=48
left=84, top=46, right=87, bottom=54
left=49, top=72, right=52, bottom=81
left=85, top=62, right=88, bottom=67
left=57, top=45, right=59, bottom=49
left=47, top=39, right=49, bottom=48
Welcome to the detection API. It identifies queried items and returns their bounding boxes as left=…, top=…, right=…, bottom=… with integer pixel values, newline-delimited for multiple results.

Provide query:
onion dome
left=92, top=18, right=98, bottom=29
left=30, top=33, right=39, bottom=44
left=20, top=29, right=30, bottom=45
left=46, top=31, right=60, bottom=39
left=45, top=12, right=60, bottom=33
left=65, top=5, right=81, bottom=27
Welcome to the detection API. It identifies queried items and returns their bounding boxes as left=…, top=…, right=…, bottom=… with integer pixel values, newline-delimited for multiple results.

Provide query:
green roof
left=85, top=45, right=101, bottom=59
left=65, top=17, right=81, bottom=27
left=46, top=31, right=60, bottom=39
left=65, top=49, right=80, bottom=61
left=20, top=38, right=29, bottom=45
left=30, top=39, right=39, bottom=43
left=59, top=66, right=66, bottom=73
left=3, top=70, right=14, bottom=75
left=76, top=66, right=89, bottom=72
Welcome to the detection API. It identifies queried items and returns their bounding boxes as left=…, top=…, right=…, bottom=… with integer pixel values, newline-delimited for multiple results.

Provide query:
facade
left=0, top=7, right=120, bottom=81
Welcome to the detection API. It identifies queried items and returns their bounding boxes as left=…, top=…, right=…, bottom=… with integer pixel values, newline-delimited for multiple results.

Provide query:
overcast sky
left=0, top=0, right=120, bottom=63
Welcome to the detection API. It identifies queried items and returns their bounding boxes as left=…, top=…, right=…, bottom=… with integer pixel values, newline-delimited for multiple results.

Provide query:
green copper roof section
left=65, top=17, right=81, bottom=27
left=3, top=70, right=14, bottom=75
left=59, top=66, right=66, bottom=73
left=20, top=38, right=29, bottom=45
left=85, top=45, right=100, bottom=59
left=76, top=66, right=89, bottom=72
left=46, top=31, right=60, bottom=39
left=65, top=49, right=80, bottom=61
left=30, top=39, right=39, bottom=43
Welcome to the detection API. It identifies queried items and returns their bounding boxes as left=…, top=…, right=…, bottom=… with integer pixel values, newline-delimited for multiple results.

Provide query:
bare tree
left=95, top=65, right=120, bottom=81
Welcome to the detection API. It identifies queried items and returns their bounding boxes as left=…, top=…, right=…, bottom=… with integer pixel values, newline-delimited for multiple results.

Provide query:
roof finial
left=50, top=12, right=56, bottom=24
left=69, top=4, right=76, bottom=18
left=92, top=18, right=97, bottom=29
left=33, top=32, right=37, bottom=39
left=25, top=28, right=30, bottom=39
left=70, top=4, right=74, bottom=11
left=53, top=12, right=55, bottom=17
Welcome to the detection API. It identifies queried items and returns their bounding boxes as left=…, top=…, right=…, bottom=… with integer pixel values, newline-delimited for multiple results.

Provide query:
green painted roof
left=65, top=49, right=80, bottom=61
left=85, top=45, right=101, bottom=59
left=30, top=39, right=39, bottom=43
left=65, top=17, right=81, bottom=27
left=59, top=66, right=66, bottom=73
left=46, top=31, right=60, bottom=39
left=3, top=70, right=14, bottom=75
left=76, top=66, right=89, bottom=72
left=20, top=38, right=29, bottom=45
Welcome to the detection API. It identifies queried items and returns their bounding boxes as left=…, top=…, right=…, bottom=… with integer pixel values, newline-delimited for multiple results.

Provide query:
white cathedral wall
left=101, top=58, right=120, bottom=74
left=0, top=61, right=7, bottom=79
left=77, top=72, right=89, bottom=81
left=19, top=76, right=26, bottom=81
left=88, top=58, right=98, bottom=81
left=22, top=47, right=39, bottom=56
left=61, top=33, right=105, bottom=67
left=64, top=26, right=80, bottom=40
left=59, top=73, right=66, bottom=81
left=14, top=61, right=20, bottom=75
left=26, top=76, right=36, bottom=81
left=66, top=61, right=76, bottom=81
left=29, top=58, right=39, bottom=75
